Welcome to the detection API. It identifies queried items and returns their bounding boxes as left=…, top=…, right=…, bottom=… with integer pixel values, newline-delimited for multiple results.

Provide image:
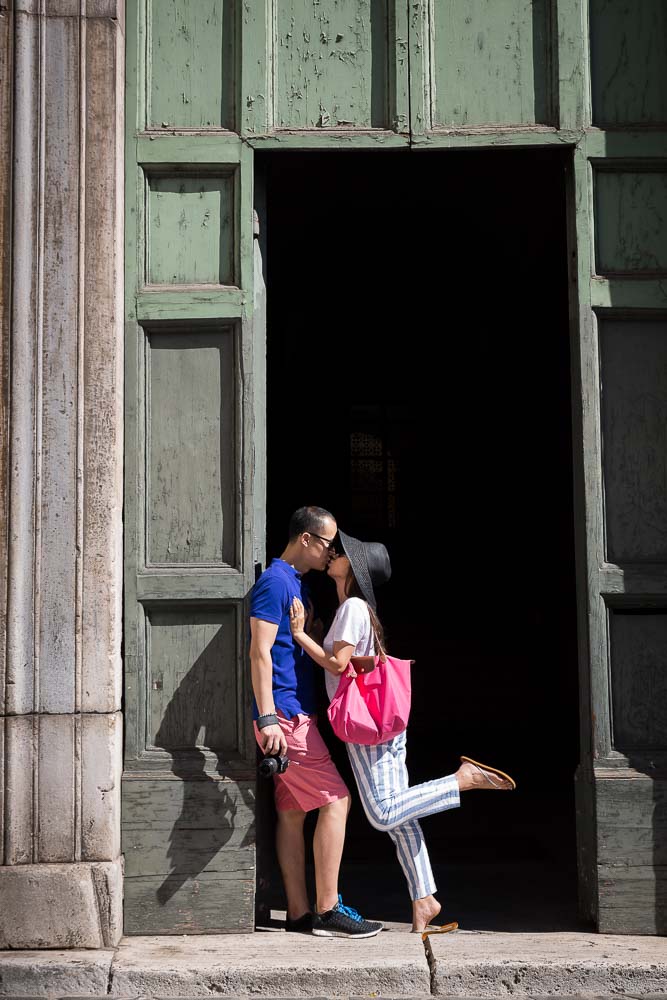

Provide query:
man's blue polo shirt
left=250, top=558, right=317, bottom=720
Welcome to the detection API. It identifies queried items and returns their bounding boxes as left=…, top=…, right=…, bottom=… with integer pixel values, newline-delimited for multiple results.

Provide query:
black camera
left=258, top=753, right=289, bottom=778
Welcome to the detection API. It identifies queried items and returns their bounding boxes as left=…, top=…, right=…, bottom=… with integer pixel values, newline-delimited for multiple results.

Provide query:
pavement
left=1, top=919, right=667, bottom=998
left=2, top=859, right=667, bottom=998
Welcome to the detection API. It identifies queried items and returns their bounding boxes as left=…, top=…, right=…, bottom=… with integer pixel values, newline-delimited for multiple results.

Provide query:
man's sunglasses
left=308, top=532, right=338, bottom=551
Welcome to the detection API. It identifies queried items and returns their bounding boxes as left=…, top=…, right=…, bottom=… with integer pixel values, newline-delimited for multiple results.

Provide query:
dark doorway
left=257, top=149, right=583, bottom=931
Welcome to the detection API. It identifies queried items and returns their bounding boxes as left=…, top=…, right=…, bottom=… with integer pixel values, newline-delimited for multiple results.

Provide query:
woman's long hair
left=345, top=568, right=386, bottom=653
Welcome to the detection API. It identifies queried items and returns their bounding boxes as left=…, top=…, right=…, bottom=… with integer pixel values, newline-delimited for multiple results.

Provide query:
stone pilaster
left=1, top=0, right=124, bottom=948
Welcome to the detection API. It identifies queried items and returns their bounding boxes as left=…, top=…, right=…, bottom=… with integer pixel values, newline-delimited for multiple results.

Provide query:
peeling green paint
left=275, top=0, right=388, bottom=128
left=148, top=0, right=235, bottom=129
left=430, top=0, right=555, bottom=128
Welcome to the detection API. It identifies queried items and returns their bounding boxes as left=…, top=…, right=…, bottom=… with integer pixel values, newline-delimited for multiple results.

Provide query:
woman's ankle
left=412, top=894, right=441, bottom=931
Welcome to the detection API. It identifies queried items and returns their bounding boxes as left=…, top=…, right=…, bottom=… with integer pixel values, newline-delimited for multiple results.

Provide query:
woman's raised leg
left=346, top=733, right=460, bottom=832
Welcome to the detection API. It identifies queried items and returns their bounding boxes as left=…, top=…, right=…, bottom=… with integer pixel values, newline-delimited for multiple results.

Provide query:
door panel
left=589, top=0, right=667, bottom=127
left=273, top=0, right=388, bottom=129
left=572, top=0, right=667, bottom=933
left=146, top=175, right=236, bottom=285
left=428, top=0, right=555, bottom=128
left=146, top=0, right=236, bottom=130
left=241, top=0, right=409, bottom=137
left=124, top=0, right=262, bottom=934
left=408, top=0, right=560, bottom=137
left=145, top=326, right=238, bottom=567
left=594, top=169, right=667, bottom=275
left=599, top=320, right=667, bottom=563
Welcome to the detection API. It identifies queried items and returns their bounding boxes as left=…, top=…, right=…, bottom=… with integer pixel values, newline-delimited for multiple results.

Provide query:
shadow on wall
left=153, top=628, right=256, bottom=908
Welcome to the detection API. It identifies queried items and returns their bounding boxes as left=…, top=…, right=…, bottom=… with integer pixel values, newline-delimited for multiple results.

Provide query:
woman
left=289, top=529, right=515, bottom=934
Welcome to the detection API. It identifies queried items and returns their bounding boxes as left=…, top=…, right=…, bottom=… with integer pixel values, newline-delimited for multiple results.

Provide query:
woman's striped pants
left=346, top=730, right=460, bottom=901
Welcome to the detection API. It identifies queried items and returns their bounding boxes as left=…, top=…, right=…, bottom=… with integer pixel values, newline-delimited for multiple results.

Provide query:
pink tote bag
left=327, top=653, right=412, bottom=746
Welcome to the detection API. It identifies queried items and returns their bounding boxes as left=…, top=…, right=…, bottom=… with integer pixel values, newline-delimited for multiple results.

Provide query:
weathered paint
left=596, top=772, right=667, bottom=934
left=122, top=775, right=256, bottom=933
left=147, top=0, right=235, bottom=130
left=275, top=0, right=387, bottom=128
left=124, top=0, right=259, bottom=933
left=146, top=327, right=237, bottom=565
left=597, top=771, right=666, bottom=867
left=428, top=0, right=555, bottom=127
left=590, top=0, right=667, bottom=127
left=146, top=174, right=235, bottom=286
left=123, top=872, right=255, bottom=934
left=409, top=126, right=576, bottom=150
left=248, top=129, right=409, bottom=148
left=570, top=0, right=667, bottom=930
left=242, top=0, right=409, bottom=135
left=609, top=613, right=667, bottom=748
left=122, top=774, right=255, bottom=933
left=555, top=0, right=586, bottom=130
left=599, top=320, right=667, bottom=563
left=146, top=606, right=239, bottom=750
left=591, top=277, right=667, bottom=311
left=594, top=170, right=667, bottom=275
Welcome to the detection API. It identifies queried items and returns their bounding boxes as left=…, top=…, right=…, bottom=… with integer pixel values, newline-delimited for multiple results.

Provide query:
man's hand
left=260, top=722, right=287, bottom=757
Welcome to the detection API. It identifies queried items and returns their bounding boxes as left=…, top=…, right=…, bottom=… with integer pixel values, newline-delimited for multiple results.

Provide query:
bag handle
left=375, top=631, right=387, bottom=662
left=365, top=601, right=387, bottom=662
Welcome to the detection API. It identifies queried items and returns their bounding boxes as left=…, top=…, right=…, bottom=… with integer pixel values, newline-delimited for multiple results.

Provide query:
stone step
left=1, top=928, right=666, bottom=998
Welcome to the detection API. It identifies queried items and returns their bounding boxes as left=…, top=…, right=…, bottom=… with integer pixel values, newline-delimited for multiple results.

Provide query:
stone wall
left=0, top=0, right=124, bottom=948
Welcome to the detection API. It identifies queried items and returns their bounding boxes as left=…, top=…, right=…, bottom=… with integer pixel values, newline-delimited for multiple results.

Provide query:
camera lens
left=258, top=756, right=278, bottom=778
left=258, top=754, right=289, bottom=778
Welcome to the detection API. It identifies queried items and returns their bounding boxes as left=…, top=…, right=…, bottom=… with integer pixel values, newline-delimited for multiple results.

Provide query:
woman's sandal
left=460, top=756, right=516, bottom=790
left=421, top=921, right=459, bottom=940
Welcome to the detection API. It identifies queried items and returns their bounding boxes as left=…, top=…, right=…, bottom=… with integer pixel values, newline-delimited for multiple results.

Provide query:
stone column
left=0, top=0, right=124, bottom=948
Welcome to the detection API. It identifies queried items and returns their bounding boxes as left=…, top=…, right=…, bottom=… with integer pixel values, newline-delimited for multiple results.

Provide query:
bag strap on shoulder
left=366, top=601, right=387, bottom=662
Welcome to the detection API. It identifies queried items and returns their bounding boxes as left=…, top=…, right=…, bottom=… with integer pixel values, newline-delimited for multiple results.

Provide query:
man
left=250, top=505, right=382, bottom=938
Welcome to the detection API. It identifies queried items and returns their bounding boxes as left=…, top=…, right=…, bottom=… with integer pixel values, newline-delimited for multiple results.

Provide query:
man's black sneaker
left=285, top=911, right=313, bottom=934
left=312, top=895, right=383, bottom=938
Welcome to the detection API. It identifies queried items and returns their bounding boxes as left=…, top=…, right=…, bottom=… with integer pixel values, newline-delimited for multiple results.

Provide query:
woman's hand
left=289, top=596, right=306, bottom=638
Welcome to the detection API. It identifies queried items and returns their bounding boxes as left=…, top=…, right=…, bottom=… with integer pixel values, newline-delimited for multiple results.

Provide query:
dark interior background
left=255, top=149, right=584, bottom=930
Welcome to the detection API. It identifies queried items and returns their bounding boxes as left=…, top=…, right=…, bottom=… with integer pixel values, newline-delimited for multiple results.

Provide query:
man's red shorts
left=254, top=711, right=350, bottom=812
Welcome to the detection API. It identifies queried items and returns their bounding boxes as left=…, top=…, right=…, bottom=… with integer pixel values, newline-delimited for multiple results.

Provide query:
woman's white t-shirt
left=322, top=596, right=374, bottom=701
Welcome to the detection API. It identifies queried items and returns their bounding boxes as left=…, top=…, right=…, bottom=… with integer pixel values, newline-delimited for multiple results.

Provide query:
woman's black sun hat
left=337, top=530, right=392, bottom=610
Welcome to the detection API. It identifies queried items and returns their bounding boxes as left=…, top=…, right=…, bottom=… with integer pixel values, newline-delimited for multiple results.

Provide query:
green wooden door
left=123, top=0, right=263, bottom=933
left=122, top=0, right=412, bottom=936
left=570, top=1, right=667, bottom=934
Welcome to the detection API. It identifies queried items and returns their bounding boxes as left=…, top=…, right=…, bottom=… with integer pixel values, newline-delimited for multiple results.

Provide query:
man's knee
left=277, top=807, right=307, bottom=829
left=318, top=795, right=350, bottom=820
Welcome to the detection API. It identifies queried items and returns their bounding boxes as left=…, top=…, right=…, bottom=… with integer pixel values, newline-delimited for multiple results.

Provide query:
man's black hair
left=288, top=506, right=335, bottom=541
